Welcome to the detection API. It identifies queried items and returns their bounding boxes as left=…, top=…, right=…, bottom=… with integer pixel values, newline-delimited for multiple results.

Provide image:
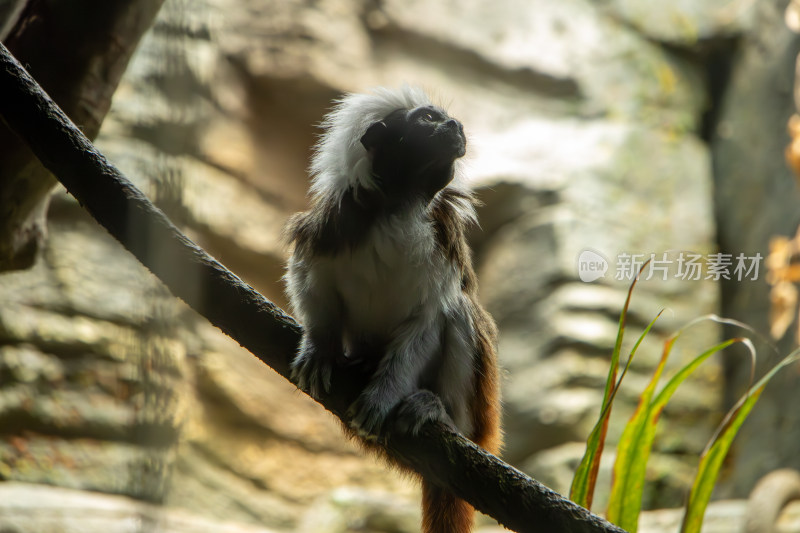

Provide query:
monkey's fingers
left=290, top=355, right=333, bottom=398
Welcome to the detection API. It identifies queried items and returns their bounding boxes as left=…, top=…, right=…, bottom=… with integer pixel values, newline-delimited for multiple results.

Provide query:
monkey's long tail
left=422, top=480, right=474, bottom=533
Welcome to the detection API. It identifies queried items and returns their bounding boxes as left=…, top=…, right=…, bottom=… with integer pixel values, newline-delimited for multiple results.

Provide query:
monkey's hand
left=290, top=335, right=337, bottom=399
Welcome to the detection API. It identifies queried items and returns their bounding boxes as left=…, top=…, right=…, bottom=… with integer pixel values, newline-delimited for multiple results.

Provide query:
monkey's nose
left=445, top=119, right=462, bottom=132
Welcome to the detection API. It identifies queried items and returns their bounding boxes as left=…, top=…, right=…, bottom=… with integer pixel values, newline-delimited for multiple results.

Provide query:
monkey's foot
left=392, top=390, right=454, bottom=436
left=347, top=387, right=398, bottom=439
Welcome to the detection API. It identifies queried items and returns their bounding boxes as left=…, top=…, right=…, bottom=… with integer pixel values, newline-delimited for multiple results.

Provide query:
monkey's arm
left=286, top=254, right=344, bottom=398
left=348, top=314, right=448, bottom=437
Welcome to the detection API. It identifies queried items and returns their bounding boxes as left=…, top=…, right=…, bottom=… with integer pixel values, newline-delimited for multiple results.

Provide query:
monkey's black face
left=360, top=105, right=466, bottom=204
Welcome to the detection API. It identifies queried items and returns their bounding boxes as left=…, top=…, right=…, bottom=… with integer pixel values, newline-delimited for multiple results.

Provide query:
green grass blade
left=570, top=269, right=647, bottom=509
left=607, top=337, right=742, bottom=532
left=680, top=349, right=800, bottom=533
left=606, top=335, right=673, bottom=531
left=651, top=338, right=745, bottom=418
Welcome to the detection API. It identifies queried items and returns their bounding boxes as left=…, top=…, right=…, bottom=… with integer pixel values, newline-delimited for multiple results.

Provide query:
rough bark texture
left=0, top=0, right=165, bottom=271
left=0, top=42, right=626, bottom=533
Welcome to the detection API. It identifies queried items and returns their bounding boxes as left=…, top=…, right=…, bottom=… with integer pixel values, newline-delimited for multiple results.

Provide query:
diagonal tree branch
left=0, top=42, right=626, bottom=533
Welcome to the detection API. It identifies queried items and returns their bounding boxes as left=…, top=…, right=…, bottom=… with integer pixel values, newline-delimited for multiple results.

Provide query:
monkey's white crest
left=309, top=85, right=467, bottom=204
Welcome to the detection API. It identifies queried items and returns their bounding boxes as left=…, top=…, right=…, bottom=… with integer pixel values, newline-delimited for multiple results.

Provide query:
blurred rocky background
left=1, top=0, right=800, bottom=531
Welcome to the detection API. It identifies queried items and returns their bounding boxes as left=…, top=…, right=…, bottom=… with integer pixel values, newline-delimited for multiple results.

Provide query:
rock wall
left=2, top=0, right=797, bottom=530
left=712, top=0, right=800, bottom=496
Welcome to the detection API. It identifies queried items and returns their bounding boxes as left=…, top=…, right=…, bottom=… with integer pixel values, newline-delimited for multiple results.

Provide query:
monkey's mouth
left=444, top=135, right=466, bottom=159
left=454, top=139, right=466, bottom=158
left=431, top=130, right=466, bottom=160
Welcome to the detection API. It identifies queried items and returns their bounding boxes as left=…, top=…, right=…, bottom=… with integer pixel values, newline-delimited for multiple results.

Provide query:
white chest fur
left=315, top=207, right=458, bottom=340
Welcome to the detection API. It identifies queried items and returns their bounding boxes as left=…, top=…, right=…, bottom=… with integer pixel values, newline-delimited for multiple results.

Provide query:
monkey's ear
left=360, top=121, right=387, bottom=151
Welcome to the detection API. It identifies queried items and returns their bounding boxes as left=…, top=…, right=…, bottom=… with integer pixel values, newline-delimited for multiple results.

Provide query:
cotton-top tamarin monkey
left=284, top=86, right=501, bottom=533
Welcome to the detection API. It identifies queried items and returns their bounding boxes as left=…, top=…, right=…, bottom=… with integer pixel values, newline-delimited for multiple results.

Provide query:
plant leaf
left=570, top=269, right=648, bottom=509
left=606, top=337, right=742, bottom=532
left=679, top=349, right=800, bottom=533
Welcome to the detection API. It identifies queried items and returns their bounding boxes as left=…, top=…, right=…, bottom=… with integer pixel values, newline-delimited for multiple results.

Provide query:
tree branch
left=0, top=42, right=626, bottom=533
